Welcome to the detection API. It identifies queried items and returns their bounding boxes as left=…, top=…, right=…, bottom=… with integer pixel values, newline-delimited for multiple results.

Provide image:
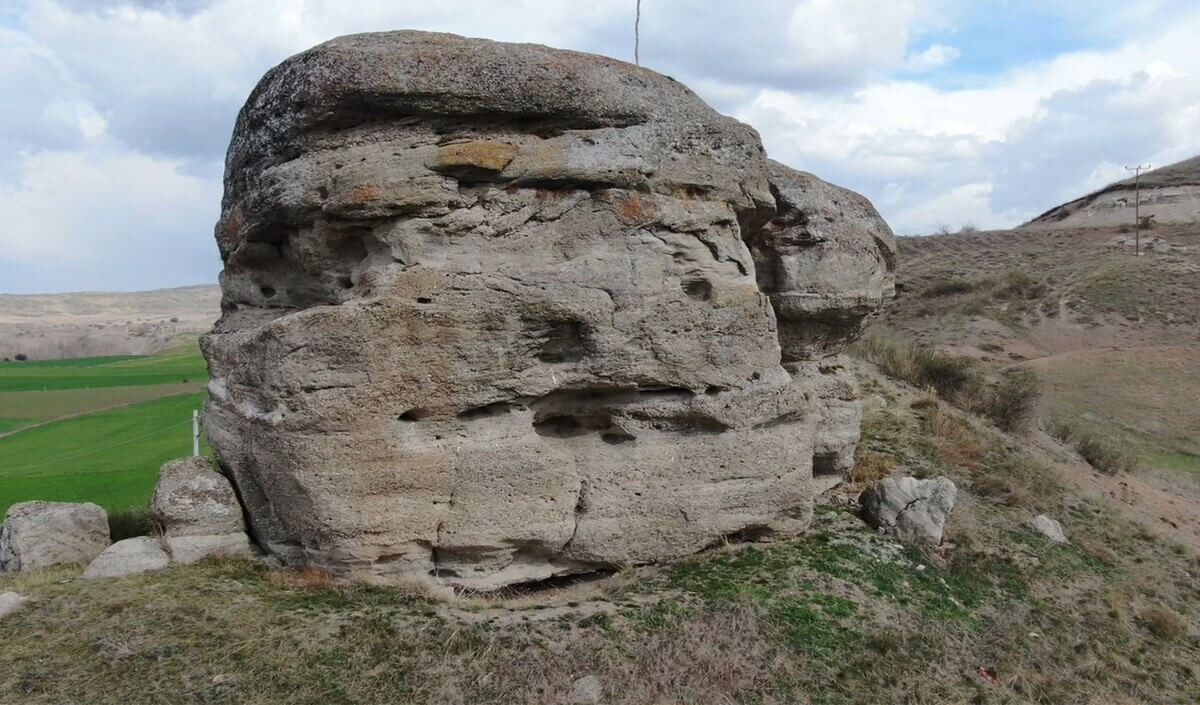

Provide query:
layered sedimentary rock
left=202, top=31, right=896, bottom=589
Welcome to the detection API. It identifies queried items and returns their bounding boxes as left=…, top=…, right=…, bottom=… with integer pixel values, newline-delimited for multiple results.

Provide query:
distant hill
left=0, top=284, right=220, bottom=360
left=1029, top=155, right=1200, bottom=227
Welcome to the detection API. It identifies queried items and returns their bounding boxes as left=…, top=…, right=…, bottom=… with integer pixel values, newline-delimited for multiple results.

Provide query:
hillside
left=0, top=284, right=220, bottom=360
left=1029, top=155, right=1200, bottom=228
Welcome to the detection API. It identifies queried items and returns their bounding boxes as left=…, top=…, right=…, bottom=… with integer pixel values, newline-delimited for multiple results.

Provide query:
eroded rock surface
left=82, top=537, right=170, bottom=579
left=203, top=30, right=896, bottom=589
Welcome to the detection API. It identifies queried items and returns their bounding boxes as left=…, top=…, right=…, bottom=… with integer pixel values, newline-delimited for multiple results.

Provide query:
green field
left=0, top=346, right=214, bottom=514
left=0, top=347, right=208, bottom=392
left=0, top=391, right=211, bottom=514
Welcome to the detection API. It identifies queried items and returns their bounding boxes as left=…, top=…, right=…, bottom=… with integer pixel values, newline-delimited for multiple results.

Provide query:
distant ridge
left=0, top=284, right=219, bottom=360
left=1028, top=154, right=1200, bottom=228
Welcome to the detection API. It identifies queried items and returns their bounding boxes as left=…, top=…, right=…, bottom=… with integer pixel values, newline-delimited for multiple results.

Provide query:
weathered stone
left=1027, top=514, right=1068, bottom=544
left=202, top=31, right=896, bottom=589
left=860, top=476, right=957, bottom=545
left=0, top=591, right=30, bottom=618
left=152, top=457, right=246, bottom=537
left=166, top=533, right=255, bottom=564
left=570, top=675, right=604, bottom=705
left=82, top=537, right=170, bottom=579
left=0, top=501, right=110, bottom=573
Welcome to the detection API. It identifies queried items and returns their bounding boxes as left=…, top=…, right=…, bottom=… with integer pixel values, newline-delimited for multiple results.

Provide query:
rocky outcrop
left=152, top=457, right=254, bottom=563
left=82, top=537, right=171, bottom=579
left=0, top=501, right=110, bottom=573
left=860, top=476, right=957, bottom=545
left=202, top=31, right=896, bottom=589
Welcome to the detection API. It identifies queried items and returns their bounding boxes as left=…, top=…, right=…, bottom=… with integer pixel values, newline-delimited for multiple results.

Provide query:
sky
left=1, top=0, right=1198, bottom=294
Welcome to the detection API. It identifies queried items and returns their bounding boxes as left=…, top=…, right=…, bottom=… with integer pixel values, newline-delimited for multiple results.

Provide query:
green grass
left=0, top=391, right=210, bottom=514
left=0, top=418, right=33, bottom=433
left=0, top=382, right=205, bottom=426
left=0, top=347, right=208, bottom=392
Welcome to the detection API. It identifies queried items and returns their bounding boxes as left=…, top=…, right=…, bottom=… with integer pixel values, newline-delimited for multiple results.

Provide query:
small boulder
left=0, top=501, right=110, bottom=573
left=0, top=591, right=30, bottom=618
left=166, top=533, right=255, bottom=564
left=152, top=457, right=246, bottom=536
left=82, top=537, right=170, bottom=579
left=860, top=476, right=957, bottom=545
left=1027, top=514, right=1068, bottom=544
left=570, top=675, right=603, bottom=705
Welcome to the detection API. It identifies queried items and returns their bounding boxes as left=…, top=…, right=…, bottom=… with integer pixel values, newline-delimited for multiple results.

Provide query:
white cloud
left=904, top=43, right=960, bottom=72
left=1, top=0, right=1200, bottom=290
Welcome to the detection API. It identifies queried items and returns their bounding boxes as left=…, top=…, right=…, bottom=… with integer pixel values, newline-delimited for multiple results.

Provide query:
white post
left=192, top=409, right=200, bottom=457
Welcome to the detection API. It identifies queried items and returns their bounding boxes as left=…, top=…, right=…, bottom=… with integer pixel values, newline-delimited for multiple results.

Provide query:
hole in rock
left=533, top=319, right=593, bottom=364
left=338, top=276, right=354, bottom=290
left=457, top=402, right=517, bottom=421
left=399, top=409, right=426, bottom=422
left=316, top=186, right=329, bottom=200
left=681, top=278, right=713, bottom=301
left=533, top=415, right=604, bottom=439
left=416, top=297, right=433, bottom=304
left=260, top=285, right=276, bottom=298
left=704, top=386, right=726, bottom=396
left=750, top=372, right=761, bottom=381
left=493, top=568, right=619, bottom=596
left=601, top=430, right=636, bottom=445
left=812, top=453, right=842, bottom=477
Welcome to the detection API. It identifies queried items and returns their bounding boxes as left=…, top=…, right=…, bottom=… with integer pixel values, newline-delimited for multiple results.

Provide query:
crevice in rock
left=812, top=452, right=843, bottom=477
left=457, top=401, right=522, bottom=420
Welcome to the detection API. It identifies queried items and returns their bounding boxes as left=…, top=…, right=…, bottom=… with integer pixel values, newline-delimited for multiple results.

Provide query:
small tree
left=14, top=353, right=27, bottom=361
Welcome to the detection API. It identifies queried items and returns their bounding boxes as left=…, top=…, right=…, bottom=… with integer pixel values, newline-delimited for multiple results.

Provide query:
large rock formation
left=202, top=31, right=896, bottom=589
left=151, top=457, right=255, bottom=563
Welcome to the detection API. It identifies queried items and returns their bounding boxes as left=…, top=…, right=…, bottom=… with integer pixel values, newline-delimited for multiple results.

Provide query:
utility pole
left=1125, top=164, right=1150, bottom=256
left=192, top=409, right=200, bottom=457
left=635, top=0, right=641, bottom=66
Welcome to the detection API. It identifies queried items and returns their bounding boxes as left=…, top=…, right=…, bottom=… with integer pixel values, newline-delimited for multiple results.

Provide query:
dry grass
left=1048, top=417, right=1141, bottom=474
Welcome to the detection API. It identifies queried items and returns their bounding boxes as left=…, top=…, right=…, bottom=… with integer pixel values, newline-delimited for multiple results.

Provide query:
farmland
left=0, top=346, right=211, bottom=514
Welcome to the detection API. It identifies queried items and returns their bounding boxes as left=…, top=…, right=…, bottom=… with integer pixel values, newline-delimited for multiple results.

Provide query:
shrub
left=1140, top=607, right=1188, bottom=640
left=14, top=353, right=27, bottom=361
left=921, top=278, right=977, bottom=298
left=108, top=506, right=161, bottom=541
left=994, top=270, right=1048, bottom=300
left=1047, top=418, right=1139, bottom=474
left=977, top=368, right=1041, bottom=432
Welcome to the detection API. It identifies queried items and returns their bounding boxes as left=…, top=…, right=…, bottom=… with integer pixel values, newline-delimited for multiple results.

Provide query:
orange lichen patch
left=615, top=192, right=656, bottom=224
left=215, top=205, right=245, bottom=256
left=431, top=140, right=517, bottom=174
left=348, top=184, right=380, bottom=204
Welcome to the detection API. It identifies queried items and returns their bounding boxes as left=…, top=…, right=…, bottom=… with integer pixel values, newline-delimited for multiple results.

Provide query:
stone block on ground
left=0, top=501, right=110, bottom=573
left=82, top=537, right=170, bottom=579
left=860, top=476, right=957, bottom=545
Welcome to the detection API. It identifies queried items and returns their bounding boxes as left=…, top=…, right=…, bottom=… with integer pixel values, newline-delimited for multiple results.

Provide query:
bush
left=108, top=506, right=161, bottom=541
left=977, top=368, right=1040, bottom=432
left=14, top=353, right=27, bottom=361
left=921, top=278, right=977, bottom=298
left=1047, top=418, right=1139, bottom=474
left=1140, top=607, right=1187, bottom=640
left=993, top=271, right=1048, bottom=301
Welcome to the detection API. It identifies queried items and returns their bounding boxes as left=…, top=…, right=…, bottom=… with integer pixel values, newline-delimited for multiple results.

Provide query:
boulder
left=0, top=591, right=30, bottom=618
left=166, top=533, right=255, bottom=564
left=82, top=537, right=170, bottom=579
left=1027, top=514, right=1068, bottom=544
left=860, top=476, right=957, bottom=545
left=0, top=501, right=110, bottom=573
left=152, top=457, right=255, bottom=564
left=570, top=675, right=604, bottom=705
left=202, top=30, right=896, bottom=589
left=152, top=457, right=246, bottom=536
